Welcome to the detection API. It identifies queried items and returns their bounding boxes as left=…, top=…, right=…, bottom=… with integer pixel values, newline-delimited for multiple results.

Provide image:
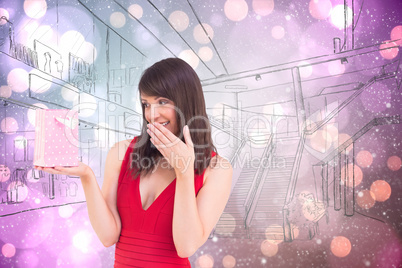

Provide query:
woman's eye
left=159, top=100, right=168, bottom=105
left=142, top=103, right=149, bottom=108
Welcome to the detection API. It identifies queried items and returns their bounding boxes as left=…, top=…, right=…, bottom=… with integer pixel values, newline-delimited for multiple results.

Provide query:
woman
left=35, top=58, right=233, bottom=267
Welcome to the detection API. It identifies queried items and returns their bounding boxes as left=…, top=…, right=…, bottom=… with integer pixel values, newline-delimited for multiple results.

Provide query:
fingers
left=147, top=122, right=180, bottom=148
left=183, top=125, right=194, bottom=148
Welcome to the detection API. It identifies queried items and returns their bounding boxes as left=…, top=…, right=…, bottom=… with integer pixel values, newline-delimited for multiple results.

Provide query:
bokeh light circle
left=260, top=240, right=278, bottom=257
left=356, top=190, right=376, bottom=209
left=16, top=249, right=39, bottom=268
left=328, top=60, right=346, bottom=76
left=7, top=68, right=29, bottom=93
left=379, top=41, right=399, bottom=60
left=73, top=230, right=92, bottom=253
left=198, top=46, right=213, bottom=62
left=1, top=243, right=16, bottom=258
left=110, top=12, right=126, bottom=28
left=309, top=0, right=332, bottom=20
left=265, top=224, right=284, bottom=244
left=390, top=25, right=402, bottom=46
left=193, top=23, right=214, bottom=44
left=169, top=10, right=190, bottom=32
left=0, top=85, right=12, bottom=98
left=309, top=129, right=332, bottom=153
left=27, top=103, right=49, bottom=126
left=370, top=180, right=391, bottom=202
left=387, top=156, right=401, bottom=171
left=59, top=205, right=74, bottom=218
left=24, top=0, right=47, bottom=19
left=0, top=8, right=10, bottom=25
left=337, top=133, right=352, bottom=153
left=222, top=255, right=236, bottom=268
left=60, top=30, right=85, bottom=55
left=331, top=236, right=352, bottom=257
left=224, top=0, right=249, bottom=22
left=128, top=4, right=143, bottom=20
left=252, top=0, right=274, bottom=16
left=14, top=136, right=27, bottom=149
left=331, top=5, right=353, bottom=29
left=272, top=25, right=285, bottom=39
left=196, top=254, right=214, bottom=267
left=298, top=61, right=313, bottom=78
left=179, top=49, right=200, bottom=69
left=29, top=69, right=52, bottom=93
left=356, top=150, right=373, bottom=168
left=7, top=182, right=29, bottom=202
left=341, top=164, right=363, bottom=188
left=1, top=117, right=18, bottom=134
left=72, top=93, right=97, bottom=117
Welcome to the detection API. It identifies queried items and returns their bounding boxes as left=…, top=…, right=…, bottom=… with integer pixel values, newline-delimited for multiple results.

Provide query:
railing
left=282, top=132, right=306, bottom=242
left=244, top=134, right=274, bottom=226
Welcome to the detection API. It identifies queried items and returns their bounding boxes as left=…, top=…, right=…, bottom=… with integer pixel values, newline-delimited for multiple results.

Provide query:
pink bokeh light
left=379, top=40, right=399, bottom=60
left=0, top=8, right=10, bottom=25
left=7, top=182, right=29, bottom=202
left=390, top=25, right=402, bottom=46
left=224, top=0, right=249, bottom=22
left=252, top=0, right=274, bottom=16
left=7, top=68, right=29, bottom=93
left=271, top=25, right=285, bottom=39
left=1, top=117, right=19, bottom=134
left=1, top=243, right=16, bottom=258
left=23, top=0, right=47, bottom=19
left=309, top=0, right=332, bottom=20
left=387, top=155, right=401, bottom=171
left=356, top=150, right=373, bottom=168
left=328, top=60, right=346, bottom=76
left=0, top=85, right=12, bottom=98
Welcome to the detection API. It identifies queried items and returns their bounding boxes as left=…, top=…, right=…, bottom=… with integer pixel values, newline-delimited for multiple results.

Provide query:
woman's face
left=141, top=94, right=179, bottom=136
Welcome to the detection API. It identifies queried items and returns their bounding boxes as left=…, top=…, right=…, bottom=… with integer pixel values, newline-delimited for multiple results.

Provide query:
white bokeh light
left=14, top=136, right=27, bottom=149
left=110, top=12, right=126, bottom=28
left=59, top=205, right=74, bottom=219
left=7, top=68, right=29, bottom=93
left=179, top=50, right=200, bottom=69
left=224, top=0, right=249, bottom=22
left=73, top=231, right=91, bottom=253
left=23, top=0, right=47, bottom=19
left=331, top=5, right=353, bottom=29
left=27, top=103, right=49, bottom=126
left=298, top=61, right=313, bottom=78
left=128, top=4, right=143, bottom=19
left=193, top=23, right=214, bottom=44
left=198, top=46, right=214, bottom=62
left=0, top=8, right=10, bottom=25
left=72, top=93, right=97, bottom=118
left=169, top=10, right=190, bottom=32
left=29, top=69, right=52, bottom=93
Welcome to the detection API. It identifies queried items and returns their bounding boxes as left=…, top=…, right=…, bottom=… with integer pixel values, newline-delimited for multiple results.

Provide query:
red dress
left=114, top=138, right=215, bottom=267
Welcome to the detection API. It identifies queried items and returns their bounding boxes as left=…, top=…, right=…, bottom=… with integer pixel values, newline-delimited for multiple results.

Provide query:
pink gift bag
left=33, top=109, right=79, bottom=167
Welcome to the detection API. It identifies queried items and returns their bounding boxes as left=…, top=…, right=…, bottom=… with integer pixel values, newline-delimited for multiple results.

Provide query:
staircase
left=213, top=162, right=257, bottom=238
left=247, top=156, right=295, bottom=239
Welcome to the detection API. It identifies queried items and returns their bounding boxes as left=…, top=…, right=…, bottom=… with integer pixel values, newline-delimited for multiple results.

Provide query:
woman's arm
left=34, top=139, right=130, bottom=247
left=173, top=155, right=232, bottom=258
left=146, top=122, right=232, bottom=258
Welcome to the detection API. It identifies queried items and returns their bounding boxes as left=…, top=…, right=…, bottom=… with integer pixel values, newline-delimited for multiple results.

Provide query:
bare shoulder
left=103, top=139, right=133, bottom=188
left=203, top=155, right=233, bottom=185
left=108, top=139, right=133, bottom=162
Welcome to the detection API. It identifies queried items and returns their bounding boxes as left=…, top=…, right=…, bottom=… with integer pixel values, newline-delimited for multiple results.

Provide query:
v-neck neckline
left=137, top=175, right=176, bottom=212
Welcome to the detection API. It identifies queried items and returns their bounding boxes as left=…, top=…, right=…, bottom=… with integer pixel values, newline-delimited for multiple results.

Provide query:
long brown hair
left=129, top=58, right=216, bottom=177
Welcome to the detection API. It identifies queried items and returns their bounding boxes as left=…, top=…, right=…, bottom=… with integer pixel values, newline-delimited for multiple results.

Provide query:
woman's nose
left=149, top=105, right=161, bottom=122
